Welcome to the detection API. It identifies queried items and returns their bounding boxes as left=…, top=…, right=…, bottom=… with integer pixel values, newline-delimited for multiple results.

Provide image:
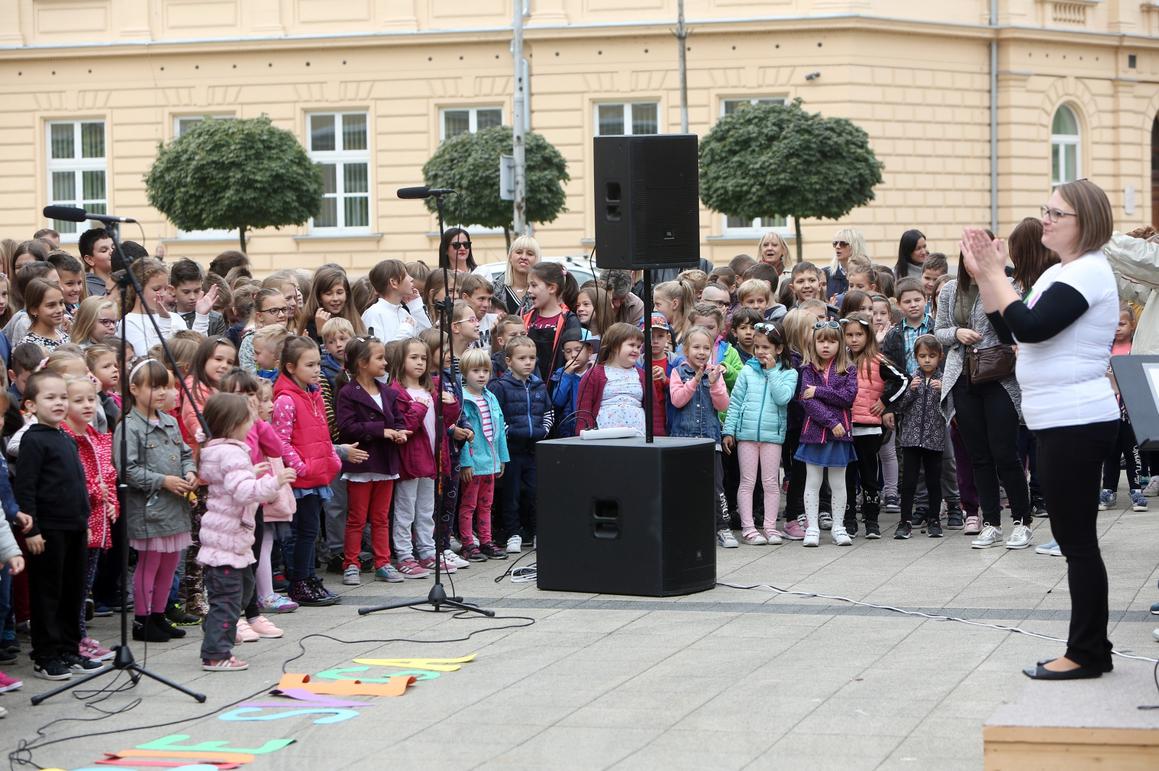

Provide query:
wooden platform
left=984, top=659, right=1159, bottom=770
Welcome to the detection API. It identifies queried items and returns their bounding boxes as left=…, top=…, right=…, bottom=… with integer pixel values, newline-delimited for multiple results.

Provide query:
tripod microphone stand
left=33, top=219, right=206, bottom=705
left=359, top=189, right=493, bottom=619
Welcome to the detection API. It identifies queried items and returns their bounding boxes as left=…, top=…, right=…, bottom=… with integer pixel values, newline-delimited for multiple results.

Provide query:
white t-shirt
left=361, top=298, right=431, bottom=343
left=1015, top=252, right=1119, bottom=430
left=120, top=311, right=210, bottom=358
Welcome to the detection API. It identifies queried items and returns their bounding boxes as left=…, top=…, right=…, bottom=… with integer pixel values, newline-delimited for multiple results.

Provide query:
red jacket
left=575, top=364, right=648, bottom=433
left=63, top=422, right=118, bottom=549
left=389, top=376, right=461, bottom=480
left=272, top=374, right=341, bottom=489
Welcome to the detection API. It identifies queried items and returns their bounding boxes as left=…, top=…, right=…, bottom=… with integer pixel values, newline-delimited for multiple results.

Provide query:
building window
left=724, top=213, right=790, bottom=235
left=1051, top=105, right=1081, bottom=187
left=174, top=115, right=236, bottom=239
left=46, top=120, right=106, bottom=237
left=440, top=107, right=503, bottom=141
left=595, top=103, right=659, bottom=136
left=721, top=97, right=786, bottom=116
left=308, top=112, right=370, bottom=232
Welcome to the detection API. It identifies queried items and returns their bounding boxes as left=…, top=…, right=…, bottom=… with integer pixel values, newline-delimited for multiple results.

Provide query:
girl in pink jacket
left=196, top=393, right=295, bottom=672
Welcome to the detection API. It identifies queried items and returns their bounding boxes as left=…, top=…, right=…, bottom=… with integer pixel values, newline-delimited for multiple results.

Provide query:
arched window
left=1051, top=105, right=1081, bottom=187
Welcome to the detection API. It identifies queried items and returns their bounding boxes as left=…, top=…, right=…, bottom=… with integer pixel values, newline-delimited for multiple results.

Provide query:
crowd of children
left=0, top=223, right=1152, bottom=716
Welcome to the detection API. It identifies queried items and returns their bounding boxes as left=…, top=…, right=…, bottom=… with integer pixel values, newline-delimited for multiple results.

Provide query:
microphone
left=42, top=205, right=138, bottom=224
left=396, top=186, right=455, bottom=199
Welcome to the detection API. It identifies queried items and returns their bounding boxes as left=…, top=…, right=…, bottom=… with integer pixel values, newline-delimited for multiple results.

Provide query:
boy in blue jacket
left=458, top=349, right=510, bottom=561
left=550, top=328, right=596, bottom=437
left=487, top=335, right=552, bottom=553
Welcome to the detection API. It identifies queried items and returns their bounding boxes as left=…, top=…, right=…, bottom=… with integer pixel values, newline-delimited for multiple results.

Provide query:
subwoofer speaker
left=593, top=134, right=700, bottom=270
left=536, top=436, right=716, bottom=597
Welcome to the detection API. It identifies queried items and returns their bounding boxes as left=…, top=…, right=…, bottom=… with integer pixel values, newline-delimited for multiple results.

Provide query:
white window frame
left=594, top=102, right=660, bottom=137
left=1050, top=105, right=1081, bottom=187
left=718, top=97, right=790, bottom=237
left=439, top=106, right=503, bottom=142
left=720, top=96, right=786, bottom=117
left=307, top=111, right=372, bottom=234
left=45, top=120, right=107, bottom=242
left=173, top=114, right=236, bottom=240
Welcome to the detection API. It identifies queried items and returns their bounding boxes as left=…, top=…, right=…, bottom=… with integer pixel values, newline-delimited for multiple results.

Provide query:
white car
left=472, top=254, right=598, bottom=288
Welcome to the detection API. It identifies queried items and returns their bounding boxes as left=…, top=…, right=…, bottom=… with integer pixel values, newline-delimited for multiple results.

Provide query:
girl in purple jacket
left=336, top=337, right=409, bottom=586
left=794, top=320, right=859, bottom=547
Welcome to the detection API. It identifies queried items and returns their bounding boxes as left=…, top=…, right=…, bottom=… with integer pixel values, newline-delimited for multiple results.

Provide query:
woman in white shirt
left=962, top=179, right=1119, bottom=681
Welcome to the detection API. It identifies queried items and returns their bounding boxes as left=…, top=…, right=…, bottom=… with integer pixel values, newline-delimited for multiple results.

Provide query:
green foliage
left=422, top=126, right=569, bottom=232
left=699, top=99, right=883, bottom=247
left=145, top=116, right=323, bottom=250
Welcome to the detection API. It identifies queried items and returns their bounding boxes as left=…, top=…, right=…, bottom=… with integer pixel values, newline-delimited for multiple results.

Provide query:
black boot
left=132, top=615, right=170, bottom=643
left=152, top=612, right=185, bottom=638
left=862, top=493, right=881, bottom=539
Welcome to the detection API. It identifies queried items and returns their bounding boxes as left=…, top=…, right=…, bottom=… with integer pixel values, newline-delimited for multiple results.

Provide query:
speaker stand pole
left=641, top=268, right=654, bottom=444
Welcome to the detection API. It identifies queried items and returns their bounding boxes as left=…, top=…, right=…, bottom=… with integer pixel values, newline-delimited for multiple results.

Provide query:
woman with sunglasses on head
left=828, top=228, right=868, bottom=301
left=492, top=235, right=541, bottom=315
left=961, top=179, right=1119, bottom=681
left=935, top=229, right=1034, bottom=546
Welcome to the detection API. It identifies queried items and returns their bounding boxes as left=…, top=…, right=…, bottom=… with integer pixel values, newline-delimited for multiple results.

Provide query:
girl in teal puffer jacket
left=722, top=323, right=798, bottom=545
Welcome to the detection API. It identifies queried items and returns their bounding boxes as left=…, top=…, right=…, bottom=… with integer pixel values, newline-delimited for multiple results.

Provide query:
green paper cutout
left=137, top=734, right=294, bottom=755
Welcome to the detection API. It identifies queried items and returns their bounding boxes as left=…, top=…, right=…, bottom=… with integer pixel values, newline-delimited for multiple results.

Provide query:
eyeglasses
left=813, top=320, right=841, bottom=330
left=98, top=318, right=117, bottom=327
left=1040, top=206, right=1076, bottom=223
left=832, top=240, right=849, bottom=248
left=261, top=306, right=290, bottom=316
left=450, top=241, right=471, bottom=250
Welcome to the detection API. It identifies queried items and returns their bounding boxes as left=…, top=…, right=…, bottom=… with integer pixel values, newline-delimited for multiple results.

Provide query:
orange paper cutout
left=275, top=673, right=416, bottom=697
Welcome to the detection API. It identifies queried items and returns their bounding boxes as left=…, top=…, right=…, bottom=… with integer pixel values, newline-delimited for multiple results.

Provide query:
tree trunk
left=794, top=215, right=803, bottom=266
left=238, top=226, right=247, bottom=253
left=504, top=226, right=512, bottom=250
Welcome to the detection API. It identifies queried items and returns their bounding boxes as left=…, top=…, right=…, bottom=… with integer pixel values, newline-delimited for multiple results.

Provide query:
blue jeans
left=290, top=494, right=322, bottom=582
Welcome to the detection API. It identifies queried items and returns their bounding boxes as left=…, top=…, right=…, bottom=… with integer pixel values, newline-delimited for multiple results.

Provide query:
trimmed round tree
left=699, top=99, right=883, bottom=264
left=145, top=116, right=323, bottom=252
left=421, top=125, right=569, bottom=246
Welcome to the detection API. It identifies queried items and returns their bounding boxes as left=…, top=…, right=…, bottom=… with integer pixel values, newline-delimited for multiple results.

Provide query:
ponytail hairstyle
left=753, top=321, right=793, bottom=370
left=343, top=335, right=384, bottom=382
left=838, top=289, right=870, bottom=318
left=280, top=335, right=319, bottom=377
left=530, top=261, right=579, bottom=312
left=653, top=279, right=696, bottom=338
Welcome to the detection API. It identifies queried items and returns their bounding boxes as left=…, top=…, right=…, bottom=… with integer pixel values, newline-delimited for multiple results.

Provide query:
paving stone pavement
left=2, top=493, right=1157, bottom=770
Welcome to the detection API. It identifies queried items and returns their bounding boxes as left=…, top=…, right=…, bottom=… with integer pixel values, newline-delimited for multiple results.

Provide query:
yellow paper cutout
left=351, top=653, right=477, bottom=672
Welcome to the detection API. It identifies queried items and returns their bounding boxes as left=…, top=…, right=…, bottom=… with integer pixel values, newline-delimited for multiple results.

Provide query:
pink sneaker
left=246, top=616, right=283, bottom=639
left=234, top=618, right=260, bottom=643
left=80, top=637, right=114, bottom=662
left=963, top=514, right=982, bottom=535
left=782, top=519, right=806, bottom=541
left=418, top=555, right=456, bottom=574
left=0, top=670, right=22, bottom=693
left=202, top=656, right=249, bottom=672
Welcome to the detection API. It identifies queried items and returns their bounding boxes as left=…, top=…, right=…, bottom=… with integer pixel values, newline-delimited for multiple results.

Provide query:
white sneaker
left=443, top=549, right=470, bottom=569
left=716, top=529, right=739, bottom=549
left=342, top=565, right=361, bottom=586
left=831, top=527, right=852, bottom=546
left=1005, top=523, right=1032, bottom=550
left=506, top=535, right=523, bottom=554
left=803, top=528, right=820, bottom=547
left=1143, top=477, right=1159, bottom=497
left=1034, top=539, right=1062, bottom=557
left=971, top=525, right=1003, bottom=549
left=1153, top=627, right=1159, bottom=642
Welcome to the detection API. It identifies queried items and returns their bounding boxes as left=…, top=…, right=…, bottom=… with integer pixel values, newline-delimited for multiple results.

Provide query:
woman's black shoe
left=1022, top=661, right=1103, bottom=680
left=132, top=616, right=170, bottom=643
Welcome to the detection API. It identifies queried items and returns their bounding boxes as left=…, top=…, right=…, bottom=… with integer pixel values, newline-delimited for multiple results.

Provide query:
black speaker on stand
left=534, top=134, right=715, bottom=598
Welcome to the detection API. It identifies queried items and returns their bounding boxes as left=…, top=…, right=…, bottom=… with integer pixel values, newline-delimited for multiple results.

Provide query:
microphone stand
left=359, top=190, right=493, bottom=619
left=33, top=220, right=206, bottom=705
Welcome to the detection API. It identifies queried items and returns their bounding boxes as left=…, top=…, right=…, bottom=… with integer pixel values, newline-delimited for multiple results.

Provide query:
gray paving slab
left=1, top=489, right=1156, bottom=770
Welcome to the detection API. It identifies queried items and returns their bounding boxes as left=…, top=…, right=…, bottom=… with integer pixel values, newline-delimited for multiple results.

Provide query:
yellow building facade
left=1, top=0, right=1157, bottom=274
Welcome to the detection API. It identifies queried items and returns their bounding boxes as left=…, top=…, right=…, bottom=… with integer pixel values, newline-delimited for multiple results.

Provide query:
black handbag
left=966, top=344, right=1016, bottom=384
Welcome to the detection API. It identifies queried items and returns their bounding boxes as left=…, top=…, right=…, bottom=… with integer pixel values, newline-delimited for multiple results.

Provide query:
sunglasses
left=832, top=240, right=849, bottom=248
left=840, top=317, right=871, bottom=328
left=450, top=241, right=472, bottom=250
left=813, top=320, right=841, bottom=330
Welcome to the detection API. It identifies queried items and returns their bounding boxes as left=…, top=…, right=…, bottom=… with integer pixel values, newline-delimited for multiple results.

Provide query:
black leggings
left=1101, top=418, right=1141, bottom=492
left=952, top=377, right=1031, bottom=527
left=1037, top=420, right=1117, bottom=670
left=901, top=448, right=941, bottom=524
left=845, top=432, right=883, bottom=523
